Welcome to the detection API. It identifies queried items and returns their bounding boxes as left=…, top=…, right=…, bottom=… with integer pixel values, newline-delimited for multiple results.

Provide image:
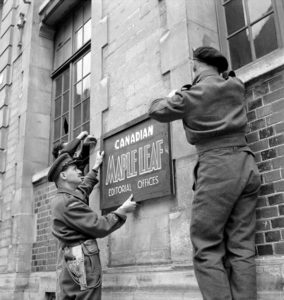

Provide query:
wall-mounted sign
left=100, top=115, right=174, bottom=209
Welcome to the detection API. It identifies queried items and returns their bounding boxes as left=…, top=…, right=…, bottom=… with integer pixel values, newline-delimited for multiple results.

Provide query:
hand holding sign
left=92, top=151, right=105, bottom=171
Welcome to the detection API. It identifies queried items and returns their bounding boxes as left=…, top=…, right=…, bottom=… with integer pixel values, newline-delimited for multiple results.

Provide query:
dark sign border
left=100, top=114, right=174, bottom=210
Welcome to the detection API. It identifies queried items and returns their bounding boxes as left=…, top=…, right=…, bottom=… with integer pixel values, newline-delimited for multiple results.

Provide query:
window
left=51, top=0, right=91, bottom=152
left=217, top=0, right=284, bottom=69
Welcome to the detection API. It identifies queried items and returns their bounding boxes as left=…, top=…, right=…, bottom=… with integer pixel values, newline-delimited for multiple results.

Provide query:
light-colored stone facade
left=0, top=0, right=283, bottom=299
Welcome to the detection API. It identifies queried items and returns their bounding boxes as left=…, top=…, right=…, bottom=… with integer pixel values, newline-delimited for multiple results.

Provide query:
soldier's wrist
left=114, top=207, right=127, bottom=216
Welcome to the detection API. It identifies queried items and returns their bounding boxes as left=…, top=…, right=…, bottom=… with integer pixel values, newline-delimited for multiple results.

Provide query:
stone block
left=102, top=267, right=201, bottom=299
left=2, top=0, right=15, bottom=21
left=186, top=0, right=218, bottom=30
left=27, top=66, right=52, bottom=93
left=170, top=120, right=196, bottom=159
left=0, top=106, right=9, bottom=127
left=92, top=16, right=108, bottom=80
left=170, top=61, right=193, bottom=89
left=175, top=155, right=196, bottom=207
left=11, top=188, right=34, bottom=215
left=160, top=20, right=189, bottom=74
left=0, top=127, right=8, bottom=150
left=169, top=210, right=192, bottom=263
left=110, top=204, right=172, bottom=265
left=165, top=0, right=187, bottom=28
left=22, top=137, right=49, bottom=165
left=25, top=112, right=50, bottom=140
left=97, top=76, right=109, bottom=112
left=256, top=257, right=284, bottom=297
left=29, top=38, right=54, bottom=70
left=0, top=8, right=14, bottom=38
left=0, top=87, right=9, bottom=107
left=0, top=27, right=13, bottom=56
left=8, top=243, right=32, bottom=273
left=186, top=20, right=219, bottom=52
left=0, top=46, right=11, bottom=73
left=98, top=16, right=108, bottom=49
left=12, top=215, right=35, bottom=245
left=25, top=90, right=51, bottom=114
left=0, top=66, right=11, bottom=90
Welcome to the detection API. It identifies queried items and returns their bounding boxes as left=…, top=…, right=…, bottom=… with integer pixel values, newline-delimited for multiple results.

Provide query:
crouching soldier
left=47, top=151, right=137, bottom=300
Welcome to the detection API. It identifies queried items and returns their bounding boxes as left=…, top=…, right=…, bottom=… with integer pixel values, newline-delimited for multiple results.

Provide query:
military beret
left=193, top=46, right=228, bottom=73
left=47, top=153, right=77, bottom=182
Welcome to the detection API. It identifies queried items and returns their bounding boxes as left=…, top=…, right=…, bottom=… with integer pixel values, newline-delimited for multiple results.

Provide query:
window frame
left=50, top=41, right=91, bottom=162
left=50, top=0, right=92, bottom=162
left=216, top=0, right=284, bottom=71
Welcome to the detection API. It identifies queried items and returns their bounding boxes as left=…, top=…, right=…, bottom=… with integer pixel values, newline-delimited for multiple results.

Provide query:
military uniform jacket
left=149, top=70, right=248, bottom=148
left=51, top=169, right=126, bottom=247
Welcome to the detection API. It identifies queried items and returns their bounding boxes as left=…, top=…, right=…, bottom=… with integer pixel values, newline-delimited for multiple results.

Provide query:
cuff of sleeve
left=113, top=209, right=127, bottom=221
left=91, top=169, right=98, bottom=175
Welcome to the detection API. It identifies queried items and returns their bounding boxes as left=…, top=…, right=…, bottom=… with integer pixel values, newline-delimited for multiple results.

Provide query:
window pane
left=62, top=135, right=68, bottom=143
left=75, top=59, right=83, bottom=82
left=83, top=76, right=90, bottom=100
left=252, top=15, right=278, bottom=59
left=74, top=104, right=81, bottom=128
left=55, top=97, right=61, bottom=118
left=55, top=76, right=62, bottom=97
left=224, top=0, right=246, bottom=35
left=54, top=118, right=61, bottom=140
left=63, top=69, right=70, bottom=91
left=83, top=52, right=91, bottom=77
left=73, top=127, right=81, bottom=138
left=74, top=82, right=82, bottom=104
left=63, top=92, right=69, bottom=113
left=228, top=29, right=252, bottom=69
left=83, top=19, right=91, bottom=44
left=74, top=6, right=83, bottom=31
left=75, top=28, right=83, bottom=51
left=247, top=0, right=273, bottom=23
left=83, top=98, right=90, bottom=122
left=63, top=114, right=69, bottom=134
left=83, top=122, right=89, bottom=132
left=84, top=1, right=91, bottom=22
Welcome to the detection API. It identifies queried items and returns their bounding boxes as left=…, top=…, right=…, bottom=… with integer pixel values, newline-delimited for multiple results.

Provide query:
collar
left=192, top=70, right=220, bottom=85
left=57, top=187, right=84, bottom=201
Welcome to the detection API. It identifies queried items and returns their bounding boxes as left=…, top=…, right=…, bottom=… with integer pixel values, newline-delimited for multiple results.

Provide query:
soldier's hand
left=167, top=89, right=177, bottom=97
left=92, top=151, right=104, bottom=171
left=77, top=131, right=89, bottom=140
left=120, top=194, right=137, bottom=213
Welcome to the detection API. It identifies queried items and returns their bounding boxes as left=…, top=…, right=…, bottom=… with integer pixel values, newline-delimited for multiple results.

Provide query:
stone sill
left=236, top=48, right=284, bottom=84
left=32, top=167, right=50, bottom=185
left=256, top=255, right=284, bottom=264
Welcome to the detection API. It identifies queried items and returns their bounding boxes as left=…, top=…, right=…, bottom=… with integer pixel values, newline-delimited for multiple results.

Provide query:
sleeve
left=63, top=200, right=126, bottom=239
left=61, top=138, right=81, bottom=157
left=76, top=170, right=99, bottom=202
left=148, top=90, right=193, bottom=122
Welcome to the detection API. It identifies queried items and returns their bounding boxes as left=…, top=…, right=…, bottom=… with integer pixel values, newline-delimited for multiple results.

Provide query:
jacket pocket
left=82, top=240, right=102, bottom=288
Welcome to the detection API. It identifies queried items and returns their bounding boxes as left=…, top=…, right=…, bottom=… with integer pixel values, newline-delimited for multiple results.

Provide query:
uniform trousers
left=56, top=240, right=102, bottom=300
left=57, top=267, right=102, bottom=300
left=190, top=146, right=261, bottom=300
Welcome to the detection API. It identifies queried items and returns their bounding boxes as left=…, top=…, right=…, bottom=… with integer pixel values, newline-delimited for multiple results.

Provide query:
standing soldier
left=148, top=46, right=261, bottom=300
left=48, top=151, right=137, bottom=299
